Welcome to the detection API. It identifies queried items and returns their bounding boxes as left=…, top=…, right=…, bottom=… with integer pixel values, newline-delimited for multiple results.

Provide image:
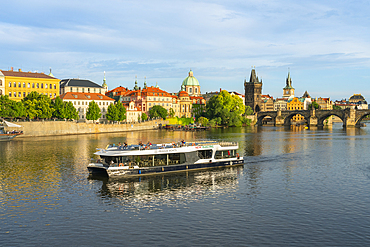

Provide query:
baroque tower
left=244, top=68, right=263, bottom=113
left=283, top=71, right=294, bottom=98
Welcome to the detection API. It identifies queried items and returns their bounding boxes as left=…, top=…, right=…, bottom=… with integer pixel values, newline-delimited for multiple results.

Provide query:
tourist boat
left=87, top=141, right=244, bottom=177
left=0, top=120, right=23, bottom=141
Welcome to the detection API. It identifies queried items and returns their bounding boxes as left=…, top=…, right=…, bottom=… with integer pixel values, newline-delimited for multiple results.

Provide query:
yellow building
left=287, top=97, right=304, bottom=122
left=0, top=68, right=60, bottom=101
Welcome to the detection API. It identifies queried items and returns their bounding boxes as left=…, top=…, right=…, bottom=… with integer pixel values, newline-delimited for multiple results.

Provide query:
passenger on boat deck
left=147, top=141, right=152, bottom=146
left=124, top=142, right=128, bottom=147
left=118, top=142, right=121, bottom=146
left=139, top=141, right=143, bottom=146
left=181, top=139, right=185, bottom=146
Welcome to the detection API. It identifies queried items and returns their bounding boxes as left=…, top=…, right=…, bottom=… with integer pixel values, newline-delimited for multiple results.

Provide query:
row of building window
left=70, top=88, right=101, bottom=94
left=9, top=92, right=56, bottom=98
left=73, top=101, right=112, bottom=106
left=8, top=82, right=57, bottom=90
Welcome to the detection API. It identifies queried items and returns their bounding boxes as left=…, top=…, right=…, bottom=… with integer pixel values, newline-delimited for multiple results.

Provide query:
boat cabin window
left=197, top=149, right=213, bottom=159
left=101, top=153, right=186, bottom=167
left=215, top=150, right=236, bottom=159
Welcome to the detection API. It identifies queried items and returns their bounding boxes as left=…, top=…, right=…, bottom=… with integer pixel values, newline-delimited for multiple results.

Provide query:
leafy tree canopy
left=149, top=105, right=167, bottom=119
left=308, top=101, right=319, bottom=110
left=205, top=90, right=245, bottom=126
left=22, top=91, right=53, bottom=119
left=86, top=101, right=101, bottom=121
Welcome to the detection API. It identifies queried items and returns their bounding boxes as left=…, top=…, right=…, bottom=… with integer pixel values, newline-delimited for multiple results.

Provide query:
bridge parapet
left=256, top=108, right=366, bottom=128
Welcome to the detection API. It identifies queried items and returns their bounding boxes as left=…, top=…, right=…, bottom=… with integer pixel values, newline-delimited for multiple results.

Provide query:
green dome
left=182, top=70, right=199, bottom=86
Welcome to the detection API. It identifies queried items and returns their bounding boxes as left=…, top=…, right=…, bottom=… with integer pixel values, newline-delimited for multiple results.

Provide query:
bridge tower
left=283, top=71, right=295, bottom=99
left=244, top=68, right=263, bottom=113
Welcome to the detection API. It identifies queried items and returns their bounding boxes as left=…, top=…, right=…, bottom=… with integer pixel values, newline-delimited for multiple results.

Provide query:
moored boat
left=88, top=140, right=244, bottom=177
left=0, top=120, right=23, bottom=141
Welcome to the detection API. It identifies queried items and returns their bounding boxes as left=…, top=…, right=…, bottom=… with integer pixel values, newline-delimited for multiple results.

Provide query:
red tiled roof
left=0, top=70, right=58, bottom=79
left=60, top=92, right=115, bottom=101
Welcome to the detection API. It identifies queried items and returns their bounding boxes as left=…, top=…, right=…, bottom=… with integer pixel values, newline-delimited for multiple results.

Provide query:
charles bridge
left=256, top=108, right=370, bottom=127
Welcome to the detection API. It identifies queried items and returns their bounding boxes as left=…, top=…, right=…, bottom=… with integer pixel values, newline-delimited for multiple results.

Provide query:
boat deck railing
left=104, top=141, right=237, bottom=151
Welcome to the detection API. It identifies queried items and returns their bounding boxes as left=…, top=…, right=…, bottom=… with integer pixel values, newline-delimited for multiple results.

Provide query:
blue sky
left=1, top=0, right=370, bottom=100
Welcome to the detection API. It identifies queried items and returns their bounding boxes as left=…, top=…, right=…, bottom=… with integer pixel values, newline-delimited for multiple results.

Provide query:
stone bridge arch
left=256, top=112, right=277, bottom=126
left=354, top=109, right=370, bottom=127
left=315, top=110, right=347, bottom=127
left=282, top=110, right=310, bottom=126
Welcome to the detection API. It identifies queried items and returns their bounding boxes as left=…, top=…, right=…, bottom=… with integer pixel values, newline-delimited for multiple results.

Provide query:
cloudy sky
left=1, top=0, right=370, bottom=99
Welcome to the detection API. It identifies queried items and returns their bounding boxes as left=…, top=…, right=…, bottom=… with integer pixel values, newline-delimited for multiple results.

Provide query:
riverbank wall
left=15, top=119, right=168, bottom=138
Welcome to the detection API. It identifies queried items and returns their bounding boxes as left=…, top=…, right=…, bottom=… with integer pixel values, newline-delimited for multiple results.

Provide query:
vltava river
left=1, top=125, right=370, bottom=246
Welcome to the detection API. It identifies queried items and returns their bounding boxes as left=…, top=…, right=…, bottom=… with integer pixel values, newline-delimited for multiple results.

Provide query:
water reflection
left=90, top=167, right=243, bottom=209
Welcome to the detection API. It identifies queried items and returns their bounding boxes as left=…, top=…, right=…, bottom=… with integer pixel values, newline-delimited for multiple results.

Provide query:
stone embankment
left=15, top=119, right=168, bottom=138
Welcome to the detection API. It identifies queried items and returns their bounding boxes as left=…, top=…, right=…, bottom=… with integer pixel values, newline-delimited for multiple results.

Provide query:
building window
left=9, top=92, right=11, bottom=97
left=27, top=83, right=30, bottom=88
left=41, top=83, right=43, bottom=88
left=195, top=88, right=197, bottom=93
left=0, top=79, right=2, bottom=86
left=50, top=93, right=52, bottom=98
left=14, top=92, right=16, bottom=97
left=9, top=82, right=11, bottom=87
left=14, top=82, right=16, bottom=87
left=23, top=82, right=25, bottom=88
left=45, top=84, right=48, bottom=89
left=54, top=84, right=56, bottom=89
left=23, top=92, right=26, bottom=97
left=37, top=83, right=39, bottom=88
left=189, top=88, right=192, bottom=93
left=18, top=82, right=21, bottom=87
left=50, top=84, right=52, bottom=89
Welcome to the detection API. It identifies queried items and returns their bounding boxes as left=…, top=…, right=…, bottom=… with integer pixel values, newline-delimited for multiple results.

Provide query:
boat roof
left=95, top=141, right=238, bottom=156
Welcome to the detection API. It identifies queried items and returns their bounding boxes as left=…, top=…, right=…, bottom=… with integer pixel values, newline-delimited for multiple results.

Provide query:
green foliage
left=106, top=102, right=126, bottom=122
left=52, top=97, right=65, bottom=119
left=22, top=91, right=54, bottom=119
left=141, top=112, right=148, bottom=121
left=149, top=105, right=167, bottom=119
left=245, top=105, right=254, bottom=115
left=308, top=101, right=319, bottom=110
left=168, top=108, right=175, bottom=118
left=65, top=101, right=79, bottom=120
left=0, top=95, right=26, bottom=118
left=116, top=102, right=126, bottom=121
left=333, top=105, right=342, bottom=110
left=106, top=102, right=118, bottom=121
left=86, top=101, right=101, bottom=121
left=206, top=90, right=246, bottom=127
left=198, top=116, right=209, bottom=126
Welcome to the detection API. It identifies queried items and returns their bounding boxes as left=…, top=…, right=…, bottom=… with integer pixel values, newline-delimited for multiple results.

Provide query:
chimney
left=18, top=69, right=22, bottom=72
left=11, top=67, right=13, bottom=71
left=220, top=88, right=221, bottom=92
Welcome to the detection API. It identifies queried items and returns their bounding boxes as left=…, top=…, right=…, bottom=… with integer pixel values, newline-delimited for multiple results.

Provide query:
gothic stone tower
left=283, top=72, right=294, bottom=98
left=244, top=68, right=263, bottom=113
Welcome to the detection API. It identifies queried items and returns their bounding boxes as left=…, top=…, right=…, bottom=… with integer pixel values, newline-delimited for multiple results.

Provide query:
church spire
left=102, top=71, right=108, bottom=91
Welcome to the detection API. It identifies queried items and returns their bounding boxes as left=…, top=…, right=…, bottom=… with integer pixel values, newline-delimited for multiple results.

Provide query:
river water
left=1, top=125, right=370, bottom=246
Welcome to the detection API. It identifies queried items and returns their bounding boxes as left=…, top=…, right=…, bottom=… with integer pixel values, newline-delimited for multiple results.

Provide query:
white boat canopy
left=4, top=121, right=22, bottom=128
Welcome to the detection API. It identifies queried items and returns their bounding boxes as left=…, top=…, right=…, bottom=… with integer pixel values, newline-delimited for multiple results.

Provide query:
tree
left=205, top=90, right=245, bottom=127
left=106, top=102, right=119, bottom=121
left=141, top=112, right=148, bottom=121
left=333, top=105, right=342, bottom=110
left=115, top=102, right=126, bottom=121
left=86, top=101, right=101, bottom=121
left=22, top=91, right=53, bottom=119
left=308, top=101, right=319, bottom=110
left=198, top=116, right=209, bottom=126
left=149, top=105, right=167, bottom=119
left=168, top=108, right=175, bottom=118
left=0, top=95, right=26, bottom=118
left=64, top=101, right=79, bottom=120
left=245, top=105, right=254, bottom=115
left=52, top=97, right=66, bottom=119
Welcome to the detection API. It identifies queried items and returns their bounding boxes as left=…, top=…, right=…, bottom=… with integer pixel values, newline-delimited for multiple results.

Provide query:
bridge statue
left=257, top=108, right=370, bottom=128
